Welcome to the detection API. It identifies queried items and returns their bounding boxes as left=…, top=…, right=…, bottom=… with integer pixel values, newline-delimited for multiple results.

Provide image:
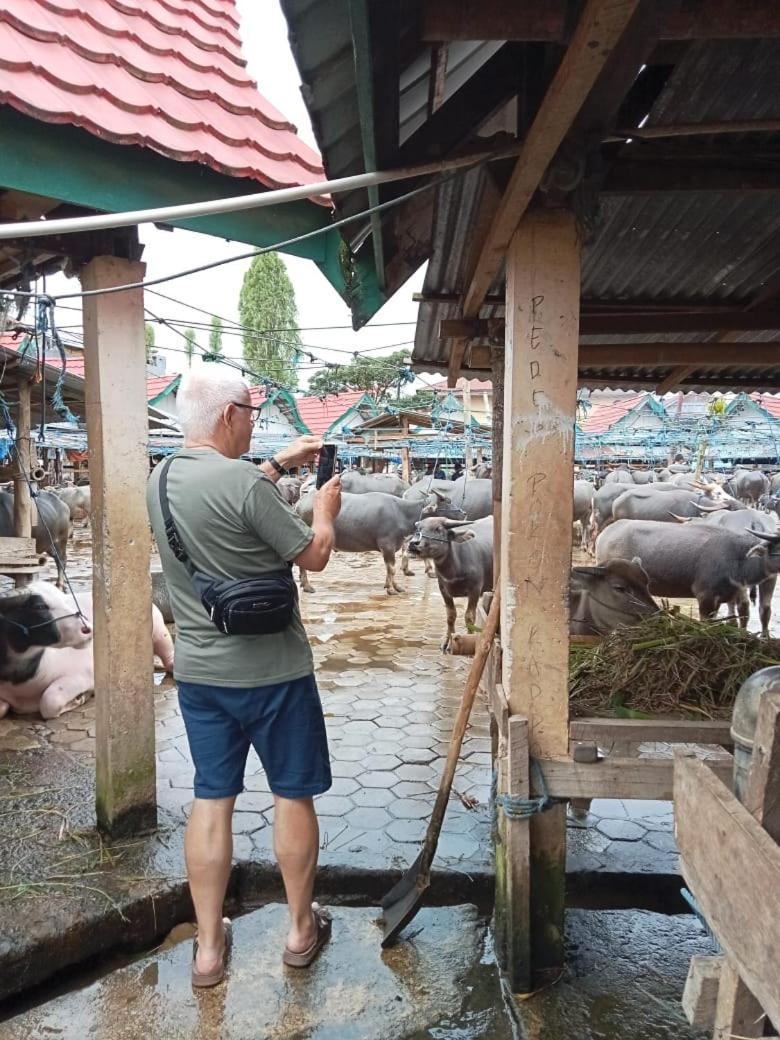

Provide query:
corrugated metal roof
left=411, top=34, right=780, bottom=391
left=0, top=0, right=327, bottom=194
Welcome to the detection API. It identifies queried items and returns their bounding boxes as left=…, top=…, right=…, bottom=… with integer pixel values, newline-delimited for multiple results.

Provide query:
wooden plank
left=500, top=716, right=532, bottom=993
left=538, top=754, right=730, bottom=799
left=83, top=255, right=157, bottom=837
left=682, top=955, right=724, bottom=1031
left=448, top=337, right=468, bottom=387
left=491, top=345, right=504, bottom=581
left=656, top=365, right=698, bottom=395
left=462, top=0, right=640, bottom=318
left=0, top=536, right=38, bottom=561
left=744, top=690, right=780, bottom=841
left=441, top=311, right=780, bottom=339
left=580, top=342, right=780, bottom=366
left=714, top=961, right=766, bottom=1040
left=427, top=43, right=448, bottom=116
left=675, top=757, right=780, bottom=1030
left=421, top=0, right=569, bottom=42
left=569, top=717, right=733, bottom=747
left=500, top=209, right=580, bottom=981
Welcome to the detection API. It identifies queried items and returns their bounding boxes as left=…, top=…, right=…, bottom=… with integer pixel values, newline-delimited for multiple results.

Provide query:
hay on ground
left=569, top=611, right=780, bottom=720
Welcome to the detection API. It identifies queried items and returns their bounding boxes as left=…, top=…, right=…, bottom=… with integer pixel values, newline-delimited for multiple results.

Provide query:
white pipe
left=0, top=148, right=512, bottom=241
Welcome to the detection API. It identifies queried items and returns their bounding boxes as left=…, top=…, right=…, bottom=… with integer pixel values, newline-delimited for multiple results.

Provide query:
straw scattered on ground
left=569, top=610, right=780, bottom=720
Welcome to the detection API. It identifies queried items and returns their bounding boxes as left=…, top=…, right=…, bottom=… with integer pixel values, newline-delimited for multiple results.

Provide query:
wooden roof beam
left=442, top=311, right=780, bottom=337
left=421, top=0, right=780, bottom=41
left=462, top=0, right=641, bottom=318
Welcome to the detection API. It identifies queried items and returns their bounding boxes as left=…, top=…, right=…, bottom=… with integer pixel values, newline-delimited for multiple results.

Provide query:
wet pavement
left=0, top=531, right=728, bottom=1007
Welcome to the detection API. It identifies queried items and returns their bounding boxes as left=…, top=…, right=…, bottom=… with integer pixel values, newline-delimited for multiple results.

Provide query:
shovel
left=380, top=586, right=501, bottom=947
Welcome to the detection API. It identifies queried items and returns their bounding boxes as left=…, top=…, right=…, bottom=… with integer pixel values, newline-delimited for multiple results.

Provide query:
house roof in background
left=147, top=372, right=180, bottom=403
left=579, top=395, right=648, bottom=435
left=0, top=0, right=327, bottom=193
left=295, top=391, right=377, bottom=438
left=431, top=378, right=493, bottom=393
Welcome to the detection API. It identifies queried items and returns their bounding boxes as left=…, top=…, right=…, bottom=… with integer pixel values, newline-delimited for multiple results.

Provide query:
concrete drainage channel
left=0, top=864, right=712, bottom=1040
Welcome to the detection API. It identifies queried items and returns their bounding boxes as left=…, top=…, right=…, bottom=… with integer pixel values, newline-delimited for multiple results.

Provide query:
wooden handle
left=419, top=586, right=501, bottom=877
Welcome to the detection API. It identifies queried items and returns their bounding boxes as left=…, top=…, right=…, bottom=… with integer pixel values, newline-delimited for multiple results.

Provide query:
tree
left=238, top=253, right=300, bottom=387
left=307, top=350, right=411, bottom=401
left=399, top=387, right=437, bottom=413
left=209, top=315, right=224, bottom=355
left=144, top=322, right=156, bottom=363
left=183, top=327, right=197, bottom=369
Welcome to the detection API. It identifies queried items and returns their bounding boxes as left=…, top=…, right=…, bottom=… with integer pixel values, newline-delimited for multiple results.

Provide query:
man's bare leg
left=186, top=796, right=235, bottom=973
left=273, top=795, right=320, bottom=953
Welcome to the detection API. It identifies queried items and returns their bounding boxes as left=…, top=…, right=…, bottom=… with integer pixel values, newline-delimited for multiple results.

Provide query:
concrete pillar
left=82, top=256, right=157, bottom=836
left=499, top=209, right=579, bottom=986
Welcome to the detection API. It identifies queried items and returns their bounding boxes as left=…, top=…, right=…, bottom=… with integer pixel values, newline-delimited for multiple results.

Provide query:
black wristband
left=268, top=457, right=287, bottom=476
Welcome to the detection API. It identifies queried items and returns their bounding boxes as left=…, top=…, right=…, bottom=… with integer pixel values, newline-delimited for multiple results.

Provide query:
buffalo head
left=0, top=582, right=92, bottom=653
left=571, top=557, right=658, bottom=636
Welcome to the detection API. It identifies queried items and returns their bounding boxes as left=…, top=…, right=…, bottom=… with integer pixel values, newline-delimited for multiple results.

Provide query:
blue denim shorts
left=177, top=673, right=332, bottom=800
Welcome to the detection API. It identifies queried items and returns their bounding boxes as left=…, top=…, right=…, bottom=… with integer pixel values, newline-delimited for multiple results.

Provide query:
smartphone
left=316, top=443, right=338, bottom=489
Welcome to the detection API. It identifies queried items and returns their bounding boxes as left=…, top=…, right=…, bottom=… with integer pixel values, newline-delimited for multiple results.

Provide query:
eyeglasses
left=230, top=401, right=262, bottom=423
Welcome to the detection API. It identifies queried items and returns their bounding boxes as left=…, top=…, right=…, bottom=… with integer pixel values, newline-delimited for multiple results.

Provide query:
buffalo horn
left=668, top=513, right=693, bottom=523
left=746, top=529, right=780, bottom=544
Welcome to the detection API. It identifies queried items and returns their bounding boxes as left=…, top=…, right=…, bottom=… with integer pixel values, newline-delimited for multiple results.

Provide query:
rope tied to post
left=491, top=758, right=561, bottom=823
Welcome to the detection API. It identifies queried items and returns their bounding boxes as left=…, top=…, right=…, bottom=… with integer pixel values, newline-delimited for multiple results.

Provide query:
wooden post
left=499, top=209, right=579, bottom=983
left=82, top=256, right=157, bottom=836
left=490, top=346, right=504, bottom=581
left=462, top=379, right=473, bottom=472
left=400, top=417, right=411, bottom=483
left=13, top=378, right=33, bottom=588
left=494, top=715, right=532, bottom=991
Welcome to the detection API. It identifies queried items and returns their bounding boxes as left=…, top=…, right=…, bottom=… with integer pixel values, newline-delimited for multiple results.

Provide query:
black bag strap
left=158, top=456, right=197, bottom=577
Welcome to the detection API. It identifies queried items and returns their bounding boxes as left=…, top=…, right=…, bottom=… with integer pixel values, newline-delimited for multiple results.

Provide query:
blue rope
left=491, top=759, right=560, bottom=822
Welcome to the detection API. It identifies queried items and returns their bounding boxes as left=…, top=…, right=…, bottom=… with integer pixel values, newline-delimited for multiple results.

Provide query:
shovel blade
left=381, top=852, right=430, bottom=948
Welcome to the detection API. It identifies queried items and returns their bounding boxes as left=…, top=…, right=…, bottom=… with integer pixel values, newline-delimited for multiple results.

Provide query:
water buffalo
left=596, top=519, right=780, bottom=635
left=726, top=469, right=769, bottom=506
left=0, top=490, right=71, bottom=588
left=339, top=472, right=410, bottom=497
left=573, top=480, right=595, bottom=550
left=589, top=482, right=635, bottom=547
left=296, top=490, right=426, bottom=594
left=0, top=582, right=174, bottom=718
left=770, top=473, right=780, bottom=495
left=410, top=517, right=659, bottom=650
left=274, top=476, right=303, bottom=506
left=53, top=485, right=91, bottom=524
left=611, top=484, right=739, bottom=525
left=630, top=470, right=656, bottom=485
left=422, top=477, right=493, bottom=521
left=404, top=478, right=456, bottom=501
left=604, top=468, right=634, bottom=485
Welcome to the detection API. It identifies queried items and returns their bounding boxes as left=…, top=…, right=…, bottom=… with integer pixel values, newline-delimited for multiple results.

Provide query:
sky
left=45, top=0, right=431, bottom=394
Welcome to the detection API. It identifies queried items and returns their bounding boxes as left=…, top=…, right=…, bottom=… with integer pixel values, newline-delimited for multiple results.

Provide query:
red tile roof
left=579, top=395, right=646, bottom=435
left=295, top=391, right=371, bottom=438
left=754, top=394, right=780, bottom=420
left=0, top=0, right=327, bottom=195
left=146, top=372, right=180, bottom=401
left=0, top=332, right=87, bottom=376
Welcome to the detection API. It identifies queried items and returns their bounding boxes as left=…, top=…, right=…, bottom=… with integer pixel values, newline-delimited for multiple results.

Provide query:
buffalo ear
left=747, top=544, right=768, bottom=558
left=450, top=530, right=475, bottom=543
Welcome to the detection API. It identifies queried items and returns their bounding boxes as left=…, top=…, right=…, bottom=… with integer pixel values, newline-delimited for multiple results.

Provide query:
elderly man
left=147, top=367, right=341, bottom=985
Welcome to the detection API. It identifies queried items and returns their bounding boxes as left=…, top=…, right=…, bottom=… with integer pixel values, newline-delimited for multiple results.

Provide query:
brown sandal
left=282, top=904, right=332, bottom=968
left=192, top=918, right=232, bottom=988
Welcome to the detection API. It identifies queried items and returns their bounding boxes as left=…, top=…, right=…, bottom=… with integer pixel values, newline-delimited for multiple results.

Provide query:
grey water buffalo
left=0, top=491, right=71, bottom=588
left=296, top=489, right=426, bottom=594
left=630, top=470, right=656, bottom=485
left=339, top=472, right=410, bottom=497
left=0, top=582, right=173, bottom=719
left=404, top=478, right=456, bottom=501
left=589, top=482, right=635, bottom=545
left=604, top=468, right=634, bottom=485
left=423, top=477, right=493, bottom=521
left=53, top=485, right=91, bottom=524
left=570, top=559, right=658, bottom=636
left=573, top=480, right=595, bottom=550
left=471, top=463, right=492, bottom=479
left=410, top=517, right=658, bottom=650
left=597, top=519, right=780, bottom=635
left=770, top=473, right=780, bottom=494
left=408, top=516, right=494, bottom=650
left=611, top=484, right=739, bottom=525
left=726, top=469, right=770, bottom=505
left=275, top=476, right=303, bottom=506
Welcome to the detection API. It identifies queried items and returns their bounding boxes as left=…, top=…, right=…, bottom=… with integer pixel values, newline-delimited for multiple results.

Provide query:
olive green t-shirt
left=147, top=449, right=314, bottom=687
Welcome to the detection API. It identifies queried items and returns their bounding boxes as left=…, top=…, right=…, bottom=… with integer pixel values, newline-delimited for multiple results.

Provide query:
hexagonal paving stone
left=332, top=755, right=371, bottom=778
left=233, top=812, right=267, bottom=835
left=362, top=754, right=401, bottom=771
left=588, top=799, right=630, bottom=821
left=326, top=776, right=360, bottom=797
left=388, top=798, right=431, bottom=820
left=436, top=833, right=481, bottom=861
left=341, top=720, right=379, bottom=735
left=360, top=770, right=399, bottom=789
left=339, top=731, right=374, bottom=748
left=645, top=830, right=679, bottom=853
left=365, top=740, right=403, bottom=757
left=330, top=744, right=367, bottom=763
left=397, top=747, right=438, bottom=766
left=345, top=806, right=392, bottom=830
left=394, top=780, right=434, bottom=798
left=386, top=818, right=426, bottom=843
left=595, top=819, right=647, bottom=842
left=349, top=786, right=396, bottom=809
left=333, top=675, right=368, bottom=688
left=318, top=816, right=350, bottom=849
left=314, top=794, right=354, bottom=817
left=237, top=791, right=275, bottom=814
left=396, top=764, right=436, bottom=782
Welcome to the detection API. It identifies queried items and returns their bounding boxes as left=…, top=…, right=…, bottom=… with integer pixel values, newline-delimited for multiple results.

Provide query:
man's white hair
left=177, top=367, right=250, bottom=440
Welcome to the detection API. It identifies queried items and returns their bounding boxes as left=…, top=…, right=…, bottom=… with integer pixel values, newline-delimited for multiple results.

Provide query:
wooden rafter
left=462, top=0, right=641, bottom=319
left=442, top=310, right=780, bottom=338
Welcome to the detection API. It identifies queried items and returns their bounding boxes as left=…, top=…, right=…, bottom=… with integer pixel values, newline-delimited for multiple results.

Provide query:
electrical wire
left=0, top=169, right=463, bottom=303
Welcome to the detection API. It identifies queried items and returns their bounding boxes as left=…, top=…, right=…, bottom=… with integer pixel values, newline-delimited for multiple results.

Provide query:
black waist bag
left=158, top=456, right=297, bottom=636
